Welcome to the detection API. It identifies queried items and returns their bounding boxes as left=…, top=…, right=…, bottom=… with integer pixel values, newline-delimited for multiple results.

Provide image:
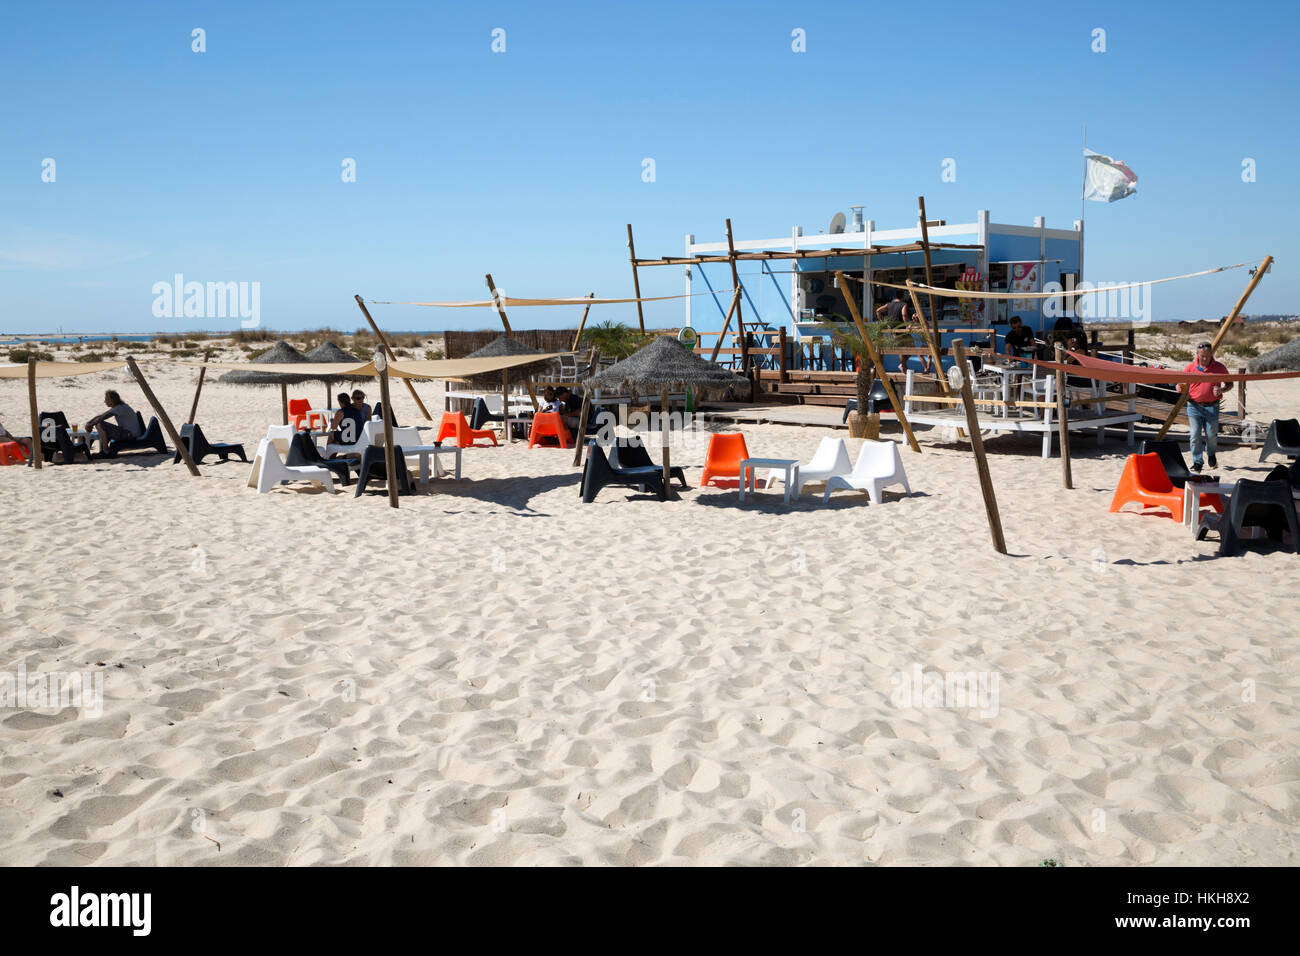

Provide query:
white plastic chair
left=822, top=440, right=911, bottom=504
left=265, top=424, right=297, bottom=458
left=247, top=438, right=335, bottom=494
left=558, top=353, right=578, bottom=382
left=765, top=437, right=852, bottom=496
left=324, top=419, right=373, bottom=456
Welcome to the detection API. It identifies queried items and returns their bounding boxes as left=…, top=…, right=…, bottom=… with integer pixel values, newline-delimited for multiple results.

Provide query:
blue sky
left=2, top=0, right=1296, bottom=333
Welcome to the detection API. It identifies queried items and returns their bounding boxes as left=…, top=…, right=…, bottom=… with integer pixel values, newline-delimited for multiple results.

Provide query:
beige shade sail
left=182, top=353, right=563, bottom=381
left=872, top=262, right=1250, bottom=300
left=0, top=360, right=128, bottom=379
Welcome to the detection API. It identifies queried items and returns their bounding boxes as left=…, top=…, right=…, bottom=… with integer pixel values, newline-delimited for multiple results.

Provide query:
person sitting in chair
left=538, top=386, right=562, bottom=413
left=350, top=389, right=372, bottom=420
left=328, top=393, right=366, bottom=449
left=1003, top=317, right=1036, bottom=359
left=555, top=386, right=582, bottom=431
left=84, top=390, right=144, bottom=450
left=0, top=417, right=33, bottom=458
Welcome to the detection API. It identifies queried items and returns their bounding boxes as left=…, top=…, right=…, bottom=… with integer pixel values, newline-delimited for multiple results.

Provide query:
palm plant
left=816, top=319, right=899, bottom=414
left=579, top=320, right=645, bottom=361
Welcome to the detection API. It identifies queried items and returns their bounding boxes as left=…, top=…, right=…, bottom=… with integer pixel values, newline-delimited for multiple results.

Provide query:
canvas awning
left=0, top=361, right=127, bottom=379
left=185, top=353, right=564, bottom=380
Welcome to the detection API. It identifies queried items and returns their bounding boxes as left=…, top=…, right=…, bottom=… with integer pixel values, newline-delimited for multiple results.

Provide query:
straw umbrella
left=305, top=341, right=366, bottom=409
left=1248, top=336, right=1300, bottom=373
left=583, top=335, right=745, bottom=495
left=218, top=340, right=312, bottom=424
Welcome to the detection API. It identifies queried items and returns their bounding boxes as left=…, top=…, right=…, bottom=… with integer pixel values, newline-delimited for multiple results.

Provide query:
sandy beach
left=1, top=350, right=1297, bottom=866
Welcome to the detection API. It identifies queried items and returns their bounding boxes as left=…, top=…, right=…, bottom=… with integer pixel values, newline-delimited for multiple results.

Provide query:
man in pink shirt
left=1180, top=342, right=1233, bottom=471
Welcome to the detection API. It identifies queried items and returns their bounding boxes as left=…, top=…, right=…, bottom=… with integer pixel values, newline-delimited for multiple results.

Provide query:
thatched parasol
left=218, top=340, right=313, bottom=424
left=1248, top=335, right=1300, bottom=373
left=461, top=335, right=556, bottom=391
left=218, top=340, right=311, bottom=385
left=582, top=335, right=747, bottom=495
left=305, top=341, right=367, bottom=408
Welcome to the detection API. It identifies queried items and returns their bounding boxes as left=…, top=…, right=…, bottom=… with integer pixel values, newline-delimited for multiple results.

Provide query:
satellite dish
left=829, top=212, right=847, bottom=235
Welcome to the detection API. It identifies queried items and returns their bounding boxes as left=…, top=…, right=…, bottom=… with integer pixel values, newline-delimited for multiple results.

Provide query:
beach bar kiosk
left=678, top=208, right=1084, bottom=372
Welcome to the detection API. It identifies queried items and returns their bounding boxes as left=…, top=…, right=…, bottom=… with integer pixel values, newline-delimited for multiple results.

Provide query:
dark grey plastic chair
left=610, top=438, right=687, bottom=489
left=581, top=441, right=664, bottom=503
left=1259, top=418, right=1300, bottom=462
left=1218, top=477, right=1300, bottom=556
left=288, top=431, right=353, bottom=486
left=354, top=444, right=413, bottom=498
left=105, top=412, right=167, bottom=457
left=173, top=423, right=247, bottom=465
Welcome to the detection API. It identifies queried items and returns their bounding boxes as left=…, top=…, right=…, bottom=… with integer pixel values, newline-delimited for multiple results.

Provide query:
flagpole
left=1080, top=123, right=1087, bottom=227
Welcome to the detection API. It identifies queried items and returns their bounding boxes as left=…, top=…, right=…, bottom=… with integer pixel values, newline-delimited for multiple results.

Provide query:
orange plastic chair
left=1109, top=452, right=1221, bottom=518
left=288, top=399, right=313, bottom=431
left=0, top=441, right=28, bottom=466
left=527, top=412, right=573, bottom=448
left=435, top=411, right=498, bottom=448
left=700, top=432, right=753, bottom=488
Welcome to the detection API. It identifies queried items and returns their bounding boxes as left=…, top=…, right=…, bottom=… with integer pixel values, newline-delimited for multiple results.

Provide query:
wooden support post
left=1156, top=254, right=1272, bottom=439
left=836, top=271, right=921, bottom=453
left=626, top=226, right=646, bottom=333
left=724, top=218, right=749, bottom=373
left=951, top=340, right=1007, bottom=554
left=905, top=280, right=952, bottom=395
left=376, top=359, right=399, bottom=509
left=777, top=327, right=789, bottom=383
left=572, top=292, right=596, bottom=351
left=1054, top=342, right=1073, bottom=489
left=917, top=197, right=943, bottom=353
left=571, top=391, right=593, bottom=467
left=485, top=275, right=539, bottom=411
left=708, top=289, right=741, bottom=364
left=354, top=294, right=434, bottom=421
left=280, top=382, right=288, bottom=425
left=1237, top=378, right=1247, bottom=422
left=660, top=387, right=673, bottom=499
left=187, top=349, right=211, bottom=424
left=502, top=370, right=512, bottom=443
left=126, top=356, right=200, bottom=477
left=27, top=358, right=41, bottom=471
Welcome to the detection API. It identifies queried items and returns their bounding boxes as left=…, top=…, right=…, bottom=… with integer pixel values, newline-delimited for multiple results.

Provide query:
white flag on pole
left=1083, top=149, right=1138, bottom=203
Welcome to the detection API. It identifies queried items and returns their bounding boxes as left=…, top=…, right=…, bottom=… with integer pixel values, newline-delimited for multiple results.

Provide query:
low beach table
left=737, top=458, right=799, bottom=504
left=66, top=427, right=97, bottom=454
left=404, top=445, right=462, bottom=481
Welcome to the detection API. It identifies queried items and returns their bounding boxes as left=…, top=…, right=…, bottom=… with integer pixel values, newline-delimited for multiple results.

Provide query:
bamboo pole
left=354, top=294, right=433, bottom=421
left=950, top=340, right=1006, bottom=554
left=27, top=358, right=41, bottom=470
left=126, top=356, right=200, bottom=477
left=187, top=349, right=211, bottom=424
left=280, top=382, right=288, bottom=425
left=836, top=271, right=921, bottom=453
left=1054, top=342, right=1073, bottom=489
left=376, top=357, right=399, bottom=508
left=626, top=225, right=646, bottom=333
left=571, top=292, right=596, bottom=351
left=1155, top=254, right=1272, bottom=440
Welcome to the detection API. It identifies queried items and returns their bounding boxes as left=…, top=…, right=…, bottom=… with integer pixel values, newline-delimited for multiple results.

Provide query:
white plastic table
left=404, top=445, right=462, bottom=481
left=738, top=458, right=799, bottom=504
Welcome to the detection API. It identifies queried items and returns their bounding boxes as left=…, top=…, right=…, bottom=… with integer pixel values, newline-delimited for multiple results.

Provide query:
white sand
left=1, top=354, right=1297, bottom=866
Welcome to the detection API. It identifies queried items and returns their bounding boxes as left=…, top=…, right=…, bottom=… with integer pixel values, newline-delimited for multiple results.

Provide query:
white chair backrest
left=265, top=424, right=296, bottom=456
left=855, top=440, right=899, bottom=478
left=390, top=426, right=421, bottom=448
left=484, top=395, right=504, bottom=414
left=807, top=436, right=850, bottom=473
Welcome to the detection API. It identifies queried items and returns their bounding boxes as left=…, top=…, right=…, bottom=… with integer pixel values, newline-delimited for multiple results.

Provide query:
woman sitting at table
left=350, top=389, right=372, bottom=420
left=0, top=417, right=33, bottom=458
left=328, top=393, right=366, bottom=448
left=84, top=390, right=144, bottom=449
